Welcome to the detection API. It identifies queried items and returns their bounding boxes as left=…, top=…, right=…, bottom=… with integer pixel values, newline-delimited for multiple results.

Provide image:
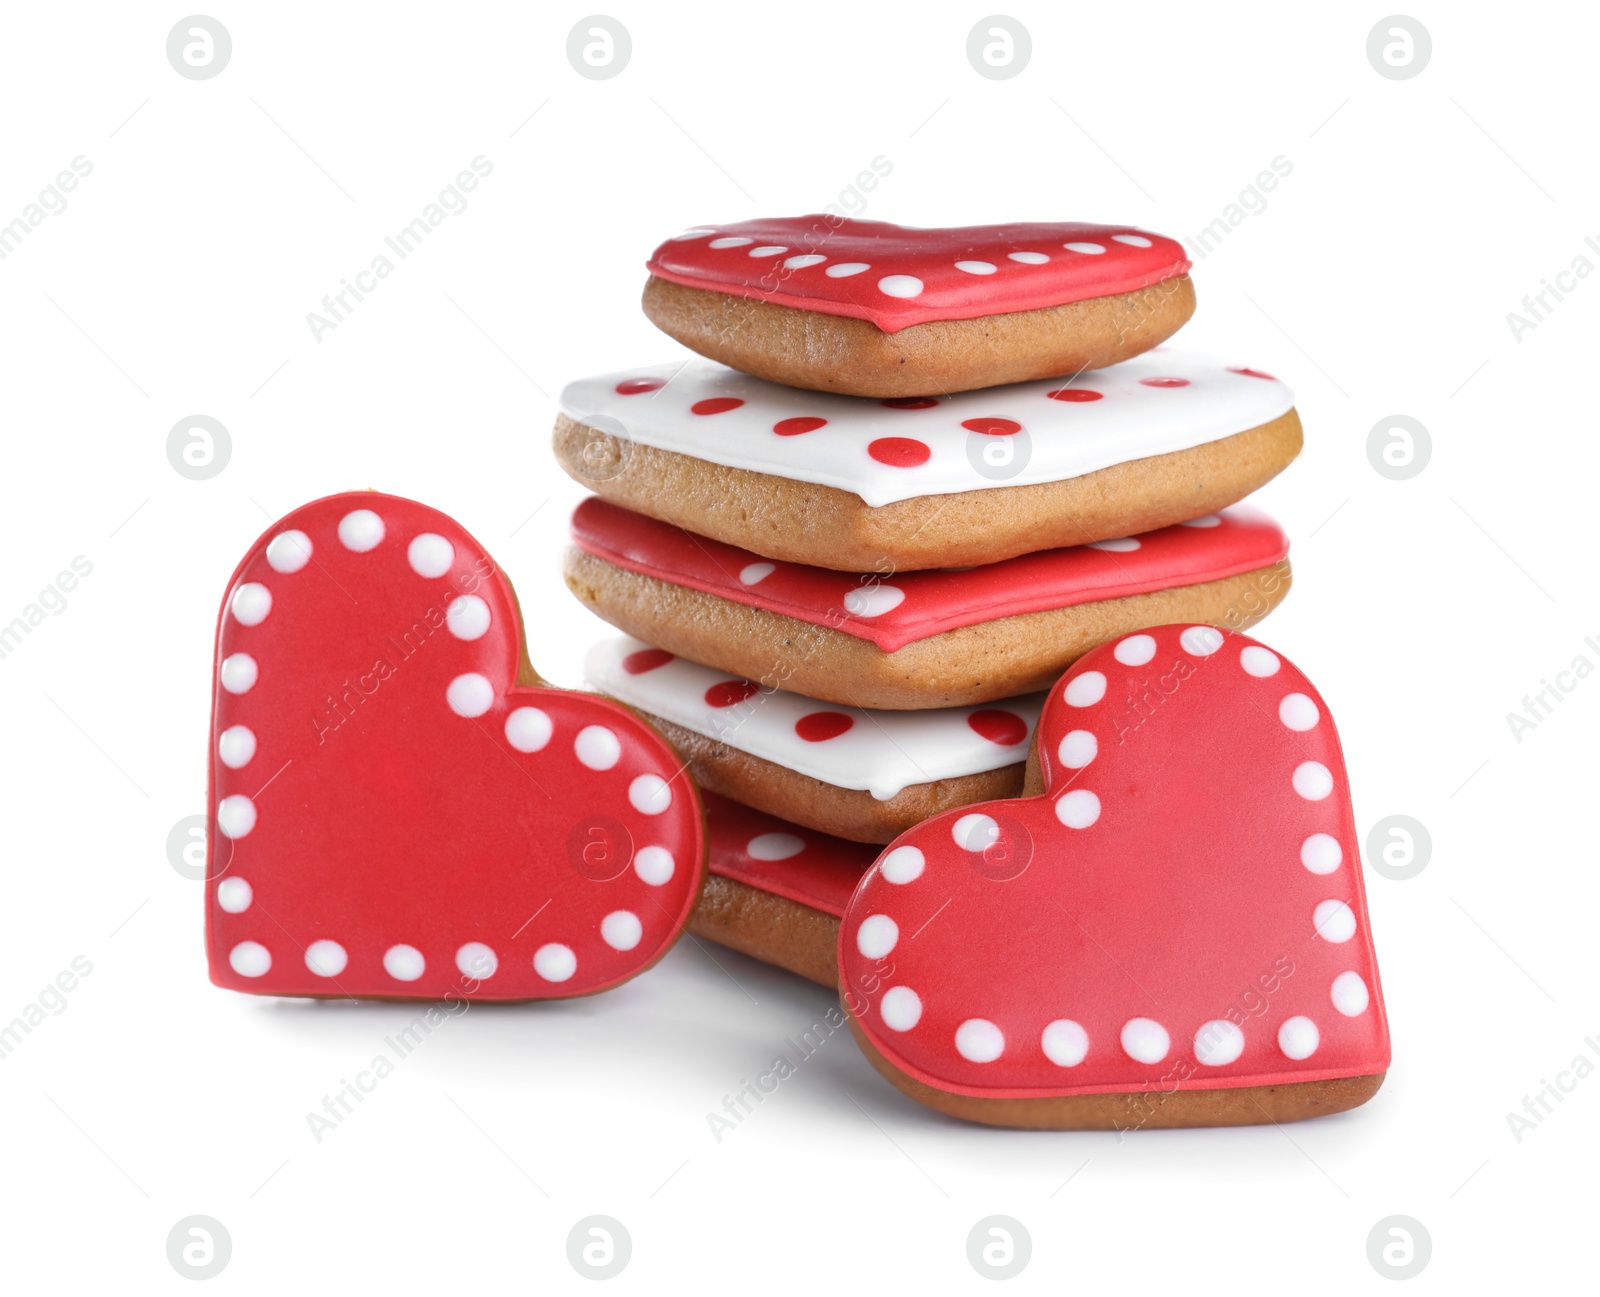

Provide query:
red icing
left=570, top=498, right=1290, bottom=655
left=648, top=218, right=1191, bottom=333
left=615, top=377, right=666, bottom=395
left=867, top=437, right=931, bottom=468
left=882, top=397, right=939, bottom=410
left=706, top=679, right=760, bottom=708
left=691, top=397, right=744, bottom=415
left=774, top=416, right=827, bottom=436
left=704, top=793, right=873, bottom=919
left=623, top=647, right=675, bottom=674
left=795, top=712, right=854, bottom=742
left=967, top=710, right=1029, bottom=746
left=961, top=417, right=1023, bottom=436
left=1139, top=377, right=1191, bottom=388
left=207, top=492, right=704, bottom=1001
left=838, top=627, right=1390, bottom=1101
left=1047, top=388, right=1104, bottom=402
left=1228, top=367, right=1277, bottom=380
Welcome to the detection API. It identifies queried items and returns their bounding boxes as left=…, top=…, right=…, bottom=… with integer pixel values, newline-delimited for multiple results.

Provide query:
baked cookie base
left=688, top=873, right=841, bottom=987
left=641, top=274, right=1197, bottom=398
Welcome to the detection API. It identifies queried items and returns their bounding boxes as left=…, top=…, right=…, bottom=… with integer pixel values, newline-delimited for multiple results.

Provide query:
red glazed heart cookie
left=837, top=625, right=1389, bottom=1129
left=642, top=217, right=1195, bottom=396
left=206, top=492, right=705, bottom=1001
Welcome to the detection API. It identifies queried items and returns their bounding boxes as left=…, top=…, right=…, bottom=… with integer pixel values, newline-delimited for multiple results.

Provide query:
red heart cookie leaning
left=838, top=625, right=1389, bottom=1129
left=643, top=217, right=1194, bottom=396
left=206, top=493, right=705, bottom=1001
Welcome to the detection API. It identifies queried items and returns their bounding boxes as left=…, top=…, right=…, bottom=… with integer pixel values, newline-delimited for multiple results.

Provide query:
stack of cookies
left=555, top=216, right=1303, bottom=984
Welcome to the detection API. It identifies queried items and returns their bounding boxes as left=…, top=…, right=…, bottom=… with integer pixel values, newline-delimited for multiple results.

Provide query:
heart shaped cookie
left=837, top=625, right=1389, bottom=1128
left=206, top=493, right=705, bottom=1001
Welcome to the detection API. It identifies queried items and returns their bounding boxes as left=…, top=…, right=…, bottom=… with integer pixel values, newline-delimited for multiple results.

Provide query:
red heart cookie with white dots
left=206, top=493, right=704, bottom=1001
left=838, top=625, right=1389, bottom=1128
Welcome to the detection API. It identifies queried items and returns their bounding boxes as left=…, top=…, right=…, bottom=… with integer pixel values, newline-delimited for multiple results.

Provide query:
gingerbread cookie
left=207, top=493, right=706, bottom=1001
left=567, top=497, right=1291, bottom=709
left=836, top=624, right=1389, bottom=1129
left=644, top=218, right=1194, bottom=396
left=585, top=636, right=1042, bottom=843
left=555, top=351, right=1301, bottom=571
left=688, top=793, right=872, bottom=987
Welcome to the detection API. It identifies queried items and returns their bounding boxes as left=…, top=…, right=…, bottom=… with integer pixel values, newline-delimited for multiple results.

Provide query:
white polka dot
left=503, top=706, right=552, bottom=753
left=955, top=260, right=997, bottom=275
left=216, top=795, right=256, bottom=839
left=230, top=583, right=272, bottom=626
left=1064, top=241, right=1107, bottom=254
left=1121, top=1018, right=1170, bottom=1064
left=1041, top=1019, right=1089, bottom=1067
left=1055, top=789, right=1101, bottom=829
left=1180, top=514, right=1222, bottom=528
left=602, top=911, right=643, bottom=951
left=784, top=254, right=827, bottom=269
left=1314, top=899, right=1357, bottom=943
left=671, top=228, right=715, bottom=241
left=1180, top=626, right=1223, bottom=656
left=843, top=584, right=905, bottom=617
left=305, top=940, right=348, bottom=977
left=956, top=1018, right=1005, bottom=1063
left=1008, top=251, right=1050, bottom=264
left=880, top=985, right=922, bottom=1031
left=629, top=773, right=672, bottom=816
left=878, top=274, right=924, bottom=298
left=446, top=673, right=494, bottom=718
left=1301, top=833, right=1343, bottom=875
left=825, top=262, right=870, bottom=277
left=216, top=877, right=252, bottom=913
left=219, top=653, right=258, bottom=694
left=534, top=943, right=577, bottom=982
left=634, top=845, right=676, bottom=885
left=456, top=942, right=498, bottom=979
left=1058, top=730, right=1097, bottom=768
left=1240, top=647, right=1281, bottom=677
left=747, top=831, right=804, bottom=861
left=384, top=944, right=425, bottom=981
left=1112, top=233, right=1154, bottom=247
left=749, top=245, right=788, bottom=256
left=1089, top=537, right=1140, bottom=552
left=1064, top=671, right=1107, bottom=707
left=708, top=236, right=753, bottom=248
left=880, top=844, right=925, bottom=884
left=1114, top=634, right=1156, bottom=666
left=574, top=725, right=621, bottom=770
left=407, top=533, right=454, bottom=578
left=447, top=594, right=491, bottom=640
left=951, top=813, right=999, bottom=852
left=1280, top=693, right=1320, bottom=731
left=855, top=914, right=899, bottom=959
left=1278, top=1016, right=1320, bottom=1060
left=338, top=509, right=385, bottom=552
left=229, top=941, right=270, bottom=977
left=1331, top=971, right=1370, bottom=1016
left=265, top=530, right=312, bottom=573
left=739, top=562, right=776, bottom=585
left=1293, top=761, right=1334, bottom=801
left=1194, top=1020, right=1245, bottom=1066
left=217, top=725, right=256, bottom=769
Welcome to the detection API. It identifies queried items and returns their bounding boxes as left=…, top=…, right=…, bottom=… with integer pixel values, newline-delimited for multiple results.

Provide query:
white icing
left=585, top=636, right=1042, bottom=801
left=559, top=352, right=1297, bottom=507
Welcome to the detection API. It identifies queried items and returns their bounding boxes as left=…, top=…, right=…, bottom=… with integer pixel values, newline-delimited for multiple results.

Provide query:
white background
left=0, top=2, right=1593, bottom=1289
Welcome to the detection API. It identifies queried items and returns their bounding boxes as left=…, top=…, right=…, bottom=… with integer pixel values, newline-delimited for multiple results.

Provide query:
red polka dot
left=615, top=377, right=666, bottom=395
left=691, top=397, right=745, bottom=415
left=705, top=679, right=760, bottom=708
left=795, top=712, right=853, bottom=742
left=623, top=648, right=674, bottom=674
left=867, top=437, right=931, bottom=468
left=774, top=416, right=827, bottom=436
left=1139, top=377, right=1190, bottom=388
left=967, top=709, right=1028, bottom=746
left=961, top=417, right=1022, bottom=436
left=1228, top=367, right=1277, bottom=381
left=1047, top=388, right=1103, bottom=402
left=881, top=397, right=939, bottom=410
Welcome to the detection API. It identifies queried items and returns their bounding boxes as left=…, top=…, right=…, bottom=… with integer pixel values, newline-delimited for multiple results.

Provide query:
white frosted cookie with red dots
left=554, top=351, right=1302, bottom=571
left=643, top=217, right=1195, bottom=396
left=837, top=624, right=1390, bottom=1129
left=207, top=492, right=705, bottom=1002
left=567, top=497, right=1291, bottom=709
left=585, top=636, right=1043, bottom=844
